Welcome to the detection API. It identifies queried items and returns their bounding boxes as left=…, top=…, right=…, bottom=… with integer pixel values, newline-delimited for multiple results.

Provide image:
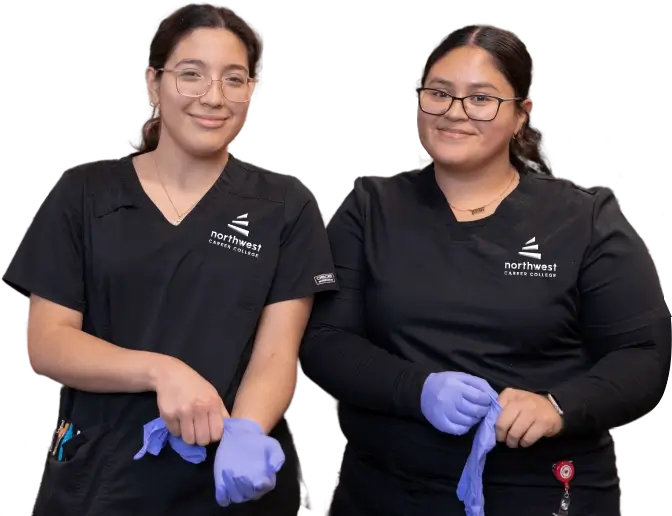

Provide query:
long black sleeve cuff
left=550, top=317, right=671, bottom=435
left=300, top=326, right=434, bottom=420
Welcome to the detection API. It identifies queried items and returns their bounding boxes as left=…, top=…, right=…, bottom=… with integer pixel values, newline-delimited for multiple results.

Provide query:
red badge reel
left=552, top=461, right=574, bottom=516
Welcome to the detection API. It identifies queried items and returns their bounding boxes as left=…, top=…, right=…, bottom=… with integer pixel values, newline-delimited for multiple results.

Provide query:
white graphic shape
left=227, top=213, right=250, bottom=236
left=560, top=104, right=593, bottom=145
left=518, top=237, right=541, bottom=260
left=616, top=168, right=656, bottom=185
left=600, top=127, right=625, bottom=161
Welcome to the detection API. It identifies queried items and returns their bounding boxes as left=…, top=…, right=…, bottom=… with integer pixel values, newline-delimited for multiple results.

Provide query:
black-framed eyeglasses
left=157, top=68, right=258, bottom=103
left=416, top=87, right=522, bottom=121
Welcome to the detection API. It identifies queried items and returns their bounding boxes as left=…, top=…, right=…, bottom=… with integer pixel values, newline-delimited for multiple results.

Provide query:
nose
left=444, top=97, right=469, bottom=121
left=200, top=79, right=226, bottom=107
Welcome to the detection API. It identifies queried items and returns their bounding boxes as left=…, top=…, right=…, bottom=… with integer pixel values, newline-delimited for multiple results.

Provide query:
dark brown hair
left=136, top=4, right=262, bottom=153
left=422, top=25, right=551, bottom=175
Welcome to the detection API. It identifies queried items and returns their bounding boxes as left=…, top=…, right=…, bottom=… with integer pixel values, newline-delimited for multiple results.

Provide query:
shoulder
left=47, top=157, right=129, bottom=204
left=524, top=172, right=616, bottom=216
left=350, top=168, right=423, bottom=205
left=229, top=156, right=316, bottom=207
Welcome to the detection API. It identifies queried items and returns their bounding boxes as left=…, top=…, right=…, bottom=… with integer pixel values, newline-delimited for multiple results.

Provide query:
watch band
left=547, top=393, right=564, bottom=416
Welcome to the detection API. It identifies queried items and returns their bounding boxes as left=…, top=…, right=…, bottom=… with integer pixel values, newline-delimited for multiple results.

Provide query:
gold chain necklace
left=151, top=155, right=204, bottom=226
left=448, top=171, right=518, bottom=216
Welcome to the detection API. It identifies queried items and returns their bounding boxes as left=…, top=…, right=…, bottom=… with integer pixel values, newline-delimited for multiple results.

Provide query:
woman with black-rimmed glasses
left=301, top=24, right=669, bottom=515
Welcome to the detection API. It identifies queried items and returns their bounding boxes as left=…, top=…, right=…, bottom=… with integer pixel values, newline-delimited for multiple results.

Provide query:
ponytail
left=510, top=119, right=552, bottom=176
left=135, top=105, right=161, bottom=154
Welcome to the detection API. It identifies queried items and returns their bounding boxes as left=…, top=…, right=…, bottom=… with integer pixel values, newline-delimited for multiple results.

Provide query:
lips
left=437, top=127, right=473, bottom=139
left=190, top=114, right=228, bottom=122
left=189, top=114, right=228, bottom=129
left=437, top=127, right=472, bottom=135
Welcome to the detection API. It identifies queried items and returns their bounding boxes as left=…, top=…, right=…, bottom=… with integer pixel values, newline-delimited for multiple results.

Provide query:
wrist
left=145, top=353, right=179, bottom=391
left=225, top=417, right=265, bottom=435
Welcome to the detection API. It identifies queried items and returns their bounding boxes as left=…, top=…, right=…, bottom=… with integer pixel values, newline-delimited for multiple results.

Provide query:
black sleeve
left=550, top=188, right=671, bottom=435
left=3, top=168, right=86, bottom=312
left=299, top=179, right=435, bottom=419
left=265, top=179, right=339, bottom=305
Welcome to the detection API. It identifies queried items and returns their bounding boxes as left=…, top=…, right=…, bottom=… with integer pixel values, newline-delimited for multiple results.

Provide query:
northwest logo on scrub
left=209, top=213, right=262, bottom=258
left=504, top=237, right=557, bottom=278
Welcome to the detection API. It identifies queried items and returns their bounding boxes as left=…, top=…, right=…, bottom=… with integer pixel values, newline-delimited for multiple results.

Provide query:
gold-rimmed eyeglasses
left=157, top=68, right=258, bottom=103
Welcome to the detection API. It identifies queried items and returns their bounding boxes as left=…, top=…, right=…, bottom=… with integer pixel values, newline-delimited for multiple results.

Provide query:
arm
left=549, top=188, right=671, bottom=435
left=231, top=179, right=338, bottom=432
left=27, top=294, right=170, bottom=393
left=300, top=182, right=435, bottom=420
left=231, top=296, right=313, bottom=433
left=5, top=169, right=171, bottom=393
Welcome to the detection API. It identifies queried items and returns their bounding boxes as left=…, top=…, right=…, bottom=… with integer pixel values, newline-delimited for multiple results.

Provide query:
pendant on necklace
left=469, top=206, right=485, bottom=215
left=173, top=218, right=182, bottom=226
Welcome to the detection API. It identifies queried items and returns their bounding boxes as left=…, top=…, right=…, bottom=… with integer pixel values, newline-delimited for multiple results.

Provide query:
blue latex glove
left=421, top=372, right=494, bottom=435
left=133, top=417, right=207, bottom=464
left=214, top=418, right=285, bottom=507
left=457, top=388, right=502, bottom=516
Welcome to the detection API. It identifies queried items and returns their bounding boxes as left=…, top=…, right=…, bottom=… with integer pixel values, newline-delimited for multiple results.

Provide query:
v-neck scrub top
left=3, top=154, right=338, bottom=515
left=301, top=165, right=670, bottom=494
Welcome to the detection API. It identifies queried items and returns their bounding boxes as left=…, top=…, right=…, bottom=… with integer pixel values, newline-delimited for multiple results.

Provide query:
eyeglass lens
left=174, top=69, right=253, bottom=102
left=420, top=89, right=500, bottom=121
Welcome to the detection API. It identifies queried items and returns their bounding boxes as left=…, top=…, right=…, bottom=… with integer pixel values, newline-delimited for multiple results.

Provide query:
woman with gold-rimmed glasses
left=3, top=4, right=336, bottom=515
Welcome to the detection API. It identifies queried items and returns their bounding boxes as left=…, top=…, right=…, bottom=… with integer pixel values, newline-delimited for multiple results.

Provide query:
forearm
left=28, top=325, right=168, bottom=393
left=550, top=317, right=671, bottom=434
left=231, top=352, right=298, bottom=433
left=300, top=326, right=434, bottom=419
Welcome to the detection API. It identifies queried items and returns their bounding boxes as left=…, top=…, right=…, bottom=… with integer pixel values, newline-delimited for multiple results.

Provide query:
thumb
left=220, top=400, right=230, bottom=419
left=266, top=440, right=286, bottom=473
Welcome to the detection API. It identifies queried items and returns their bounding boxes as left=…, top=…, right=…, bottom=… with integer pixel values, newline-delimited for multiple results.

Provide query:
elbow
left=27, top=335, right=50, bottom=377
left=298, top=326, right=327, bottom=377
left=27, top=323, right=63, bottom=378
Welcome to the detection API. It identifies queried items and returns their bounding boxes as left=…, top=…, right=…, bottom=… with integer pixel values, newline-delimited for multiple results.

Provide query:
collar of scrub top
left=413, top=163, right=536, bottom=226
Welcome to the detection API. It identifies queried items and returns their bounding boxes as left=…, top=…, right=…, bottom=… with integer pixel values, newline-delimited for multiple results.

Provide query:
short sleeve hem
left=2, top=275, right=85, bottom=312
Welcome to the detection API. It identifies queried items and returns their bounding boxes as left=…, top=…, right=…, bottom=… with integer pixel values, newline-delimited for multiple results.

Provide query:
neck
left=433, top=155, right=518, bottom=210
left=152, top=137, right=229, bottom=190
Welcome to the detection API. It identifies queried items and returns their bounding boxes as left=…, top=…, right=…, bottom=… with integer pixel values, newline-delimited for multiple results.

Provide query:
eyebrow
left=427, top=78, right=500, bottom=92
left=173, top=59, right=249, bottom=73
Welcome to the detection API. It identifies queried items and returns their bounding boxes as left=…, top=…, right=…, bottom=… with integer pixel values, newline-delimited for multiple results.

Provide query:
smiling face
left=146, top=27, right=255, bottom=157
left=417, top=45, right=530, bottom=171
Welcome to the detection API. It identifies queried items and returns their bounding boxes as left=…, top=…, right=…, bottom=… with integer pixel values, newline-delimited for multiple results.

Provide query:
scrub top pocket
left=34, top=423, right=113, bottom=516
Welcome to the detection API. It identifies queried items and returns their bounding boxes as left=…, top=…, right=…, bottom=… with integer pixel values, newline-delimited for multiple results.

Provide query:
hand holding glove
left=214, top=418, right=285, bottom=507
left=421, top=372, right=494, bottom=435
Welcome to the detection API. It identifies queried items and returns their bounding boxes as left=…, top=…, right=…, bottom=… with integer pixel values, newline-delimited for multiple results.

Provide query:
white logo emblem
left=518, top=237, right=541, bottom=260
left=209, top=213, right=262, bottom=259
left=504, top=237, right=557, bottom=279
left=228, top=213, right=250, bottom=237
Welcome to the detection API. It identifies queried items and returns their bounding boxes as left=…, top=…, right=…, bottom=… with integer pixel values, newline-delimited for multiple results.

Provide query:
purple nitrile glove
left=457, top=388, right=502, bottom=516
left=133, top=417, right=207, bottom=465
left=421, top=372, right=493, bottom=435
left=214, top=418, right=285, bottom=507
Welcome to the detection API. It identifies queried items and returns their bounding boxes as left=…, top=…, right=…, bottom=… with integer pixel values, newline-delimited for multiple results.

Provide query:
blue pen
left=57, top=424, right=74, bottom=461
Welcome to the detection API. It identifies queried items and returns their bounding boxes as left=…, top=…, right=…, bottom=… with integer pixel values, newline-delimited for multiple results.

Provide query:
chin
left=179, top=140, right=227, bottom=158
left=426, top=146, right=474, bottom=169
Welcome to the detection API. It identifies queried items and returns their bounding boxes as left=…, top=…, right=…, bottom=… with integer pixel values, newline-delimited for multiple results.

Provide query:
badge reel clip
left=552, top=460, right=574, bottom=516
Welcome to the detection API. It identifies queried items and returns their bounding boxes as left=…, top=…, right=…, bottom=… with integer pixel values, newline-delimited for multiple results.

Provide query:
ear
left=146, top=67, right=161, bottom=107
left=516, top=98, right=533, bottom=134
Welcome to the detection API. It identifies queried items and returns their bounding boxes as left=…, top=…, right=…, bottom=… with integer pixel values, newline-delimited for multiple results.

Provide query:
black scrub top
left=3, top=154, right=338, bottom=515
left=301, top=165, right=670, bottom=489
